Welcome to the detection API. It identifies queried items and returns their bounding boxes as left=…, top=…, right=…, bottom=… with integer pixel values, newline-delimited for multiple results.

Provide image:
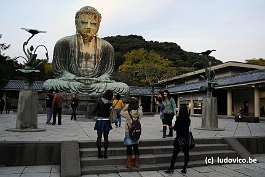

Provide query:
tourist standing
left=120, top=97, right=143, bottom=169
left=165, top=105, right=191, bottom=174
left=93, top=89, right=113, bottom=159
left=161, top=90, right=177, bottom=138
left=0, top=98, right=5, bottom=114
left=52, top=90, right=63, bottom=125
left=71, top=93, right=79, bottom=121
left=113, top=94, right=124, bottom=127
left=46, top=89, right=54, bottom=125
left=5, top=97, right=11, bottom=114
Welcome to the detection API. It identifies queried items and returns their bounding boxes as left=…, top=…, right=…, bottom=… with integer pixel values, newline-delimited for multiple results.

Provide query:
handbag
left=110, top=108, right=116, bottom=123
left=110, top=100, right=119, bottom=123
left=174, top=131, right=195, bottom=151
left=187, top=131, right=195, bottom=150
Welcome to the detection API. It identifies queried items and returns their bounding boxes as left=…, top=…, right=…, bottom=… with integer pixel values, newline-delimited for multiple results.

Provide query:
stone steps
left=80, top=144, right=231, bottom=157
left=79, top=138, right=239, bottom=175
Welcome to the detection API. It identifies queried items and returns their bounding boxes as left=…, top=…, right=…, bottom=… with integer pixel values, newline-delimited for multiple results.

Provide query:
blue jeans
left=46, top=107, right=53, bottom=124
left=115, top=109, right=121, bottom=126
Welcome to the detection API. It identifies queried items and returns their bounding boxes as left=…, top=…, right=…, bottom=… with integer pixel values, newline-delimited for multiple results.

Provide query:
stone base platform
left=6, top=128, right=46, bottom=132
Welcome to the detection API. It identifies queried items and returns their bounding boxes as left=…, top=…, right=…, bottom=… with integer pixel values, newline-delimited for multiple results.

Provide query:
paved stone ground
left=1, top=113, right=265, bottom=176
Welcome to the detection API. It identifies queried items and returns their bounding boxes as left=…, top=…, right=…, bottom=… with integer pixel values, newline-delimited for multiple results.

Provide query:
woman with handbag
left=165, top=105, right=192, bottom=174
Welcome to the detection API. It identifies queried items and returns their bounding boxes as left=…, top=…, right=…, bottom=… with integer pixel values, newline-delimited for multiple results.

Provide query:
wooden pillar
left=254, top=87, right=260, bottom=117
left=138, top=96, right=142, bottom=107
left=190, top=94, right=194, bottom=115
left=177, top=94, right=180, bottom=109
left=227, top=88, right=233, bottom=116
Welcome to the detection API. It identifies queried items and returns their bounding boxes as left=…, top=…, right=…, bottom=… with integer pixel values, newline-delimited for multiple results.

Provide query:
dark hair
left=102, top=89, right=113, bottom=101
left=178, top=105, right=189, bottom=119
left=128, top=97, right=139, bottom=112
left=49, top=89, right=53, bottom=94
left=116, top=93, right=121, bottom=100
left=55, top=89, right=59, bottom=93
left=162, top=90, right=171, bottom=100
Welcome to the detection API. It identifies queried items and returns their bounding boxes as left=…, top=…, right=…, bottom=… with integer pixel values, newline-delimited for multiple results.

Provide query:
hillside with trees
left=103, top=35, right=223, bottom=79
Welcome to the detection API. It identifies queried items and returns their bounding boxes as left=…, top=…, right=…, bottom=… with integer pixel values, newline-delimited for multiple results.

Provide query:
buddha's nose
left=86, top=23, right=91, bottom=29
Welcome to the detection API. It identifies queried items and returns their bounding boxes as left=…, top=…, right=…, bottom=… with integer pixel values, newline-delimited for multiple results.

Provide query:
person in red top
left=52, top=89, right=64, bottom=125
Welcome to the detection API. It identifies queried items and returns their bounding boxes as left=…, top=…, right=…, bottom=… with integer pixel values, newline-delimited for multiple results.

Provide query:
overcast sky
left=1, top=0, right=265, bottom=63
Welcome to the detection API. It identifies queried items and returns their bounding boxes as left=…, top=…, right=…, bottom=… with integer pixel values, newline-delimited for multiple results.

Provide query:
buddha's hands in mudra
left=60, top=72, right=113, bottom=84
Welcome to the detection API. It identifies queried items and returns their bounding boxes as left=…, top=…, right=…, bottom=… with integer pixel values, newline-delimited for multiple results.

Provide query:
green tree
left=245, top=58, right=265, bottom=66
left=119, top=48, right=176, bottom=86
left=0, top=34, right=13, bottom=89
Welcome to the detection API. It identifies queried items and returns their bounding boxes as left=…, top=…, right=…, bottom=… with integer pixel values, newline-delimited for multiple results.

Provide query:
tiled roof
left=3, top=80, right=162, bottom=95
left=4, top=69, right=265, bottom=94
left=4, top=80, right=43, bottom=90
left=129, top=86, right=163, bottom=95
left=217, top=69, right=265, bottom=87
left=167, top=69, right=265, bottom=93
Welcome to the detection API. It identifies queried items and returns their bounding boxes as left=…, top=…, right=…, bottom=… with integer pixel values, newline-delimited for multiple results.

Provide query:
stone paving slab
left=0, top=165, right=59, bottom=177
left=0, top=174, right=20, bottom=177
left=208, top=165, right=245, bottom=177
left=23, top=165, right=51, bottom=173
left=0, top=166, right=25, bottom=175
left=234, top=168, right=265, bottom=177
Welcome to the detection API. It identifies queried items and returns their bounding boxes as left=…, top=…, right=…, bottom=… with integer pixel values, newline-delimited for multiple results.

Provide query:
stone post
left=196, top=96, right=224, bottom=131
left=7, top=89, right=45, bottom=132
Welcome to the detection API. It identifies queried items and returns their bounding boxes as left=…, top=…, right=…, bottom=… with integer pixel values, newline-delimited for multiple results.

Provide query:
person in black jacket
left=165, top=105, right=191, bottom=174
left=71, top=93, right=79, bottom=120
left=93, top=89, right=113, bottom=159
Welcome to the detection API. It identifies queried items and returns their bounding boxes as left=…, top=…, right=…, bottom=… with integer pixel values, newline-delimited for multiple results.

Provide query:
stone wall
left=0, top=142, right=60, bottom=166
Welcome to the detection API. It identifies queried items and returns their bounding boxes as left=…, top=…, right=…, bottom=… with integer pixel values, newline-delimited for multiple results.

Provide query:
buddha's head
left=75, top=6, right=102, bottom=41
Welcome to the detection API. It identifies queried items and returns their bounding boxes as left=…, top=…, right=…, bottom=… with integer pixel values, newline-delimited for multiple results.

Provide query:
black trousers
left=71, top=106, right=77, bottom=120
left=169, top=147, right=189, bottom=170
left=97, top=131, right=109, bottom=153
left=53, top=108, right=62, bottom=125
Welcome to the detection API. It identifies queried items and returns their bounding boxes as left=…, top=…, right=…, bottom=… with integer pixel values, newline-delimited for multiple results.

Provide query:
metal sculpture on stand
left=195, top=50, right=224, bottom=131
left=7, top=28, right=48, bottom=132
left=198, top=50, right=218, bottom=97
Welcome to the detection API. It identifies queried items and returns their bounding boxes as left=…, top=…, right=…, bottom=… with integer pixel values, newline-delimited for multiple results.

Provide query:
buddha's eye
left=81, top=20, right=88, bottom=24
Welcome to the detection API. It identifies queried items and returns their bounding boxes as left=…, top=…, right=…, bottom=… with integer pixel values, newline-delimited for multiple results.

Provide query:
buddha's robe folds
left=43, top=35, right=129, bottom=95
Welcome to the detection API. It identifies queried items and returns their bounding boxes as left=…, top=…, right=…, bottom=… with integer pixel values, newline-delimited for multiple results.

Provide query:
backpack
left=54, top=94, right=63, bottom=108
left=128, top=112, right=141, bottom=140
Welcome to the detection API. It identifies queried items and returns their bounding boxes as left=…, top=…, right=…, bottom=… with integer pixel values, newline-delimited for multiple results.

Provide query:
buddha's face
left=76, top=13, right=100, bottom=41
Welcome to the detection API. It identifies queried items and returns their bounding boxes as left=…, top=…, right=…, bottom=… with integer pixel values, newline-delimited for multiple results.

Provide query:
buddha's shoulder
left=55, top=35, right=76, bottom=45
left=97, top=37, right=113, bottom=49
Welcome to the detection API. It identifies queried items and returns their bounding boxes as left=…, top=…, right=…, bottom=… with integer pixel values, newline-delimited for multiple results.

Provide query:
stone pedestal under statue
left=196, top=97, right=224, bottom=131
left=86, top=96, right=97, bottom=119
left=7, top=89, right=45, bottom=132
